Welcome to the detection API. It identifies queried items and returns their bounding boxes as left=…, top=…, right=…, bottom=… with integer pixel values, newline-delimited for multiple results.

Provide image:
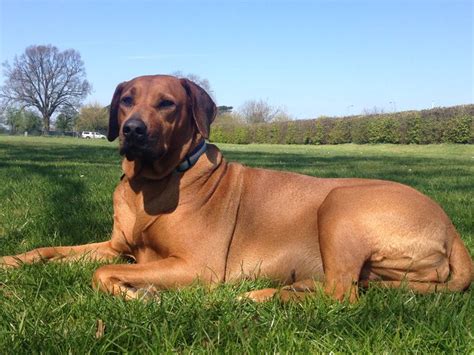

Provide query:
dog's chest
left=114, top=178, right=191, bottom=254
left=111, top=184, right=158, bottom=251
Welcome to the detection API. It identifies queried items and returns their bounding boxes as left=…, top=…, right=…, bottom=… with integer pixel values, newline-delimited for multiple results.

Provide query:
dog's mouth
left=120, top=144, right=149, bottom=161
left=120, top=138, right=161, bottom=162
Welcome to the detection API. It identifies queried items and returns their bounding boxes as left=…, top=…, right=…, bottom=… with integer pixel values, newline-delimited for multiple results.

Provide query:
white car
left=81, top=131, right=106, bottom=139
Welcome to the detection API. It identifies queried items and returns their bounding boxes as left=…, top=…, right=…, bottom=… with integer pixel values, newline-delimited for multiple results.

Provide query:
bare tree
left=272, top=109, right=294, bottom=122
left=239, top=99, right=293, bottom=124
left=171, top=71, right=214, bottom=98
left=0, top=45, right=92, bottom=134
left=214, top=112, right=244, bottom=126
left=362, top=106, right=385, bottom=116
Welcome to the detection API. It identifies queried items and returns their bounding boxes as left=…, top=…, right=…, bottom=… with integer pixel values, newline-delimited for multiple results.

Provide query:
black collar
left=175, top=140, right=207, bottom=173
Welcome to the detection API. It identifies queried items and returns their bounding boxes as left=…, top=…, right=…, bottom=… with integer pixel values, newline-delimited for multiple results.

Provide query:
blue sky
left=0, top=0, right=472, bottom=118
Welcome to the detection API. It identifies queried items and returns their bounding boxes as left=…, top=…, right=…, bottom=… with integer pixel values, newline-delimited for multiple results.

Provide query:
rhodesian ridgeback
left=1, top=75, right=472, bottom=302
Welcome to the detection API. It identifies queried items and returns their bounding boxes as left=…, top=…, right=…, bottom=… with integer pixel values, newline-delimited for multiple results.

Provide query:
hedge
left=210, top=105, right=474, bottom=144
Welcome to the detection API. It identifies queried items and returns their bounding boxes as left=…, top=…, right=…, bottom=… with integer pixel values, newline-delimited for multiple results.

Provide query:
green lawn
left=0, top=136, right=473, bottom=353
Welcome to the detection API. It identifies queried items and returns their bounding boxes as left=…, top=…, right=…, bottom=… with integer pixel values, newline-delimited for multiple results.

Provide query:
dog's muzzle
left=123, top=118, right=147, bottom=141
left=120, top=118, right=151, bottom=160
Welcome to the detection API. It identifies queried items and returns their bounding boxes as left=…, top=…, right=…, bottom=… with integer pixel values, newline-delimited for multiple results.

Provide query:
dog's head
left=108, top=75, right=216, bottom=178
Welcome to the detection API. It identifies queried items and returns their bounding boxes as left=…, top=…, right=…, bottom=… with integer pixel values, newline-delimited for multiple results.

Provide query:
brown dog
left=1, top=75, right=472, bottom=302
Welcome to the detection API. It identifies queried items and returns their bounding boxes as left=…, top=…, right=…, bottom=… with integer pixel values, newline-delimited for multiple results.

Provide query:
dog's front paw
left=0, top=256, right=22, bottom=269
left=115, top=284, right=160, bottom=302
left=131, top=285, right=160, bottom=302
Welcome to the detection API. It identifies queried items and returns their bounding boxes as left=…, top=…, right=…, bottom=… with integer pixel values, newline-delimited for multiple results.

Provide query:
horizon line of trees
left=2, top=102, right=472, bottom=146
left=1, top=44, right=472, bottom=145
left=0, top=102, right=109, bottom=135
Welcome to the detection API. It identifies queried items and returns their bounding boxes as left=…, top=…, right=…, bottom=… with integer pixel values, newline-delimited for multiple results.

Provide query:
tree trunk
left=42, top=113, right=50, bottom=135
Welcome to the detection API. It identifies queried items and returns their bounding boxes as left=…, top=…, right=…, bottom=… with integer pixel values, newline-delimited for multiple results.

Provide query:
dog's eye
left=121, top=96, right=133, bottom=107
left=158, top=100, right=175, bottom=109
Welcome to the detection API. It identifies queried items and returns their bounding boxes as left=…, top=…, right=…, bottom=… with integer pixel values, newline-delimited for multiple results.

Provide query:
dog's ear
left=108, top=81, right=127, bottom=142
left=180, top=78, right=216, bottom=139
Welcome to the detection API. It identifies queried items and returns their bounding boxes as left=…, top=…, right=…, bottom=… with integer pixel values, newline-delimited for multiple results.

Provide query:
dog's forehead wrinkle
left=127, top=79, right=185, bottom=105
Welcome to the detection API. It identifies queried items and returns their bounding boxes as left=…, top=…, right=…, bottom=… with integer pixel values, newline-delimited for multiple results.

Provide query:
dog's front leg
left=0, top=241, right=120, bottom=268
left=92, top=257, right=198, bottom=299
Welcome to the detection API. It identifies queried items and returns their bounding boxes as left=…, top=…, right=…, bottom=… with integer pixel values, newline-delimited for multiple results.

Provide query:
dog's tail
left=445, top=227, right=472, bottom=292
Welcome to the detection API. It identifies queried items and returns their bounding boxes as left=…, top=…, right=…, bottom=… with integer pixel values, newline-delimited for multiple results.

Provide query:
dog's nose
left=123, top=118, right=147, bottom=140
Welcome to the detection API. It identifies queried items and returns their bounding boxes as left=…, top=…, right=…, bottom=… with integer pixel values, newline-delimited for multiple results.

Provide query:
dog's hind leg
left=238, top=287, right=311, bottom=303
left=237, top=279, right=322, bottom=303
left=317, top=196, right=372, bottom=303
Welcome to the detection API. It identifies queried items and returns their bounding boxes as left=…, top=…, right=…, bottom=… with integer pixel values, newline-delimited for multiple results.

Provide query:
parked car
left=81, top=131, right=106, bottom=139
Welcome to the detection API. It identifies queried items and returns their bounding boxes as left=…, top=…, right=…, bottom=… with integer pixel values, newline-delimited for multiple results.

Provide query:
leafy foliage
left=0, top=107, right=42, bottom=134
left=75, top=102, right=108, bottom=133
left=210, top=105, right=474, bottom=145
left=55, top=107, right=79, bottom=133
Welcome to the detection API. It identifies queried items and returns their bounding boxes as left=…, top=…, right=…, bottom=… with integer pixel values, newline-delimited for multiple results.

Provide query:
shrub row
left=210, top=105, right=474, bottom=144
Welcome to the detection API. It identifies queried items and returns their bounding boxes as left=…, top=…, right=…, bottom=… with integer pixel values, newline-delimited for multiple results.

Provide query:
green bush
left=210, top=105, right=474, bottom=145
left=367, top=117, right=400, bottom=144
left=268, top=124, right=282, bottom=144
left=406, top=115, right=423, bottom=144
left=420, top=116, right=444, bottom=144
left=328, top=119, right=351, bottom=144
left=311, top=120, right=326, bottom=144
left=350, top=119, right=369, bottom=144
left=443, top=115, right=472, bottom=143
left=285, top=122, right=299, bottom=144
left=234, top=125, right=250, bottom=144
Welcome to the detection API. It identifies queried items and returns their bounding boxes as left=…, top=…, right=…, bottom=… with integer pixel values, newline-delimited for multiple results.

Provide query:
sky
left=0, top=0, right=472, bottom=119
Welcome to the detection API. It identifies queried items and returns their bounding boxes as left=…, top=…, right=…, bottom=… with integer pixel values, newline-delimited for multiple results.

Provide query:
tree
left=21, top=110, right=43, bottom=133
left=171, top=71, right=214, bottom=98
left=0, top=44, right=92, bottom=134
left=239, top=99, right=293, bottom=124
left=55, top=107, right=78, bottom=132
left=1, top=107, right=42, bottom=134
left=1, top=107, right=23, bottom=134
left=75, top=102, right=108, bottom=133
left=361, top=106, right=385, bottom=116
left=214, top=112, right=243, bottom=125
left=217, top=106, right=233, bottom=115
left=273, top=110, right=294, bottom=122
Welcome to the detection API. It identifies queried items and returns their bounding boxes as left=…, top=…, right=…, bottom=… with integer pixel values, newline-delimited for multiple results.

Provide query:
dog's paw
left=0, top=256, right=22, bottom=269
left=237, top=288, right=279, bottom=303
left=120, top=285, right=160, bottom=302
left=134, top=285, right=160, bottom=302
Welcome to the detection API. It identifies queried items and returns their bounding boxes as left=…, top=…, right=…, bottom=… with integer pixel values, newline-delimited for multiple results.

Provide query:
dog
left=1, top=75, right=472, bottom=302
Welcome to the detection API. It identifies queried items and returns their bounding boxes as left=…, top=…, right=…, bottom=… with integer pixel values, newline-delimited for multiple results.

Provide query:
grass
left=0, top=135, right=472, bottom=353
